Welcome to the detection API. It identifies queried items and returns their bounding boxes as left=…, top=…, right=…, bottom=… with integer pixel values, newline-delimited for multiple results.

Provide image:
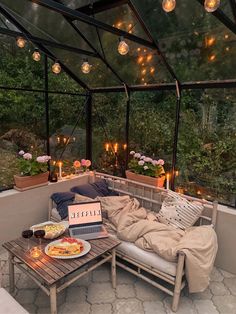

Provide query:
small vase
left=125, top=170, right=165, bottom=188
left=14, top=172, right=49, bottom=191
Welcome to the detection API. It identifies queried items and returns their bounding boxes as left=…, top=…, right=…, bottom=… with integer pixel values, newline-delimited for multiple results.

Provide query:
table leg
left=111, top=248, right=116, bottom=289
left=50, top=285, right=57, bottom=314
left=8, top=252, right=15, bottom=293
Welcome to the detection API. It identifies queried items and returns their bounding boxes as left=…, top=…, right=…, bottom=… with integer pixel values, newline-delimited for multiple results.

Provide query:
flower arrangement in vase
left=14, top=150, right=51, bottom=190
left=73, top=159, right=91, bottom=174
left=126, top=151, right=165, bottom=188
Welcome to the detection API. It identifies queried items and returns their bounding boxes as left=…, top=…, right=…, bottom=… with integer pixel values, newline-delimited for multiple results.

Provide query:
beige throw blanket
left=99, top=196, right=218, bottom=293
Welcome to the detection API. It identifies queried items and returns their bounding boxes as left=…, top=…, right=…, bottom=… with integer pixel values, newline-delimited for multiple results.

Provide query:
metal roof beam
left=229, top=0, right=236, bottom=23
left=29, top=0, right=156, bottom=49
left=76, top=0, right=128, bottom=15
left=0, top=4, right=90, bottom=91
left=0, top=27, right=99, bottom=58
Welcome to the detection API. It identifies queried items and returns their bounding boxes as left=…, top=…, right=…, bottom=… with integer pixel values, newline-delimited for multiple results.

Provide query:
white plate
left=45, top=238, right=91, bottom=259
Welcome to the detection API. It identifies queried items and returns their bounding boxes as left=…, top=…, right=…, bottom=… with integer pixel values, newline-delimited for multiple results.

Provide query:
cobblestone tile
left=224, top=277, right=236, bottom=295
left=117, top=268, right=137, bottom=284
left=65, top=286, right=86, bottom=303
left=35, top=290, right=50, bottom=308
left=37, top=307, right=51, bottom=314
left=87, top=282, right=116, bottom=304
left=212, top=295, right=236, bottom=314
left=91, top=303, right=112, bottom=314
left=70, top=273, right=92, bottom=287
left=116, top=284, right=136, bottom=299
left=59, top=302, right=90, bottom=314
left=190, top=288, right=212, bottom=300
left=135, top=279, right=165, bottom=301
left=193, top=300, right=219, bottom=314
left=15, top=288, right=38, bottom=305
left=219, top=269, right=236, bottom=279
left=143, top=300, right=166, bottom=314
left=22, top=303, right=38, bottom=314
left=164, top=296, right=197, bottom=314
left=92, top=268, right=111, bottom=282
left=209, top=282, right=230, bottom=296
left=0, top=250, right=9, bottom=261
left=16, top=273, right=39, bottom=289
left=210, top=268, right=224, bottom=282
left=113, top=298, right=144, bottom=314
left=1, top=273, right=20, bottom=288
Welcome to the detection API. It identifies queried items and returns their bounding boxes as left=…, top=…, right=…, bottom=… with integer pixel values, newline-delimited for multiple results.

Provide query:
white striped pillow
left=157, top=190, right=204, bottom=230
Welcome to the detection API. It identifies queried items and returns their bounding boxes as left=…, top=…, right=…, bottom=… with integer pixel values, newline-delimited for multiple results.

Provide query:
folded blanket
left=105, top=196, right=218, bottom=293
left=51, top=192, right=75, bottom=219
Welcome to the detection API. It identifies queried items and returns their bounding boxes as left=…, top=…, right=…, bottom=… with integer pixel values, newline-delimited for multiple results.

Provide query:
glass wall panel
left=0, top=91, right=46, bottom=190
left=176, top=89, right=236, bottom=208
left=129, top=91, right=177, bottom=172
left=92, top=93, right=127, bottom=176
left=49, top=94, right=87, bottom=176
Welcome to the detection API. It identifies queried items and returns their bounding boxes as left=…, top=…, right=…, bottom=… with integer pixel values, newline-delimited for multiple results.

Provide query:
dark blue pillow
left=91, top=179, right=112, bottom=196
left=51, top=192, right=75, bottom=220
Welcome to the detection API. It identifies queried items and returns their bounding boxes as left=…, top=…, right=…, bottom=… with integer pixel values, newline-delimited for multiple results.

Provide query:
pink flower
left=37, top=155, right=51, bottom=163
left=144, top=157, right=153, bottom=163
left=85, top=160, right=91, bottom=167
left=134, top=153, right=141, bottom=159
left=130, top=151, right=135, bottom=155
left=140, top=156, right=146, bottom=160
left=152, top=160, right=158, bottom=166
left=81, top=159, right=87, bottom=167
left=138, top=160, right=144, bottom=166
left=73, top=160, right=81, bottom=168
left=18, top=150, right=25, bottom=155
left=157, top=159, right=165, bottom=166
left=23, top=153, right=32, bottom=160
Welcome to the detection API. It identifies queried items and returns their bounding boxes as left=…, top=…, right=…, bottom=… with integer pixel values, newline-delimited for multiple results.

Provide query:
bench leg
left=8, top=252, right=15, bottom=293
left=50, top=285, right=57, bottom=314
left=172, top=252, right=185, bottom=312
left=111, top=248, right=116, bottom=289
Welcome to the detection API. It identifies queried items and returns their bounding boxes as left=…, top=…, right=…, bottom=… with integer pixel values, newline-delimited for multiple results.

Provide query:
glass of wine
left=22, top=229, right=33, bottom=251
left=29, top=230, right=45, bottom=259
left=34, top=229, right=46, bottom=250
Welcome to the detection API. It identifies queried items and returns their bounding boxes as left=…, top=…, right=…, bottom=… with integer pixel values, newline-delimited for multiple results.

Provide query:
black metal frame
left=0, top=0, right=235, bottom=196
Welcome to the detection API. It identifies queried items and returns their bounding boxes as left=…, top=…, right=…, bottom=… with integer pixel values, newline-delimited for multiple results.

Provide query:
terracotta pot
left=14, top=172, right=49, bottom=191
left=125, top=170, right=165, bottom=188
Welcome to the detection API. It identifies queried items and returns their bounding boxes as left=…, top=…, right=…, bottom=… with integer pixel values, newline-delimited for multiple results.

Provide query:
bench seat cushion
left=0, top=288, right=29, bottom=314
left=110, top=234, right=177, bottom=277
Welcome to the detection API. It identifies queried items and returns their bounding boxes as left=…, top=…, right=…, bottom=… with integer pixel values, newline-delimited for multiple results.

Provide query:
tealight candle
left=30, top=246, right=42, bottom=259
left=114, top=143, right=118, bottom=153
left=58, top=161, right=62, bottom=180
left=105, top=143, right=109, bottom=152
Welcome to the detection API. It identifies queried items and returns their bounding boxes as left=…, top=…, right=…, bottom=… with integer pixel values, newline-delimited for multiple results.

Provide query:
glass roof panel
left=0, top=12, right=18, bottom=31
left=48, top=47, right=121, bottom=87
left=60, top=0, right=92, bottom=10
left=133, top=0, right=236, bottom=81
left=220, top=0, right=235, bottom=21
left=0, top=0, right=93, bottom=52
left=73, top=20, right=173, bottom=85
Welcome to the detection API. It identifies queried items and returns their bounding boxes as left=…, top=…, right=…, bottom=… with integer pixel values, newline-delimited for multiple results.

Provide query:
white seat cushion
left=110, top=234, right=177, bottom=277
left=0, top=288, right=29, bottom=314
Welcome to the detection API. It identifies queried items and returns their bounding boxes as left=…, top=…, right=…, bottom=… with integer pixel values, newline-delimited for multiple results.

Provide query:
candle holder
left=29, top=246, right=42, bottom=259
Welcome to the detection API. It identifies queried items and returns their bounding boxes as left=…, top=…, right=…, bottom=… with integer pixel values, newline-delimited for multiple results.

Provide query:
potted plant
left=14, top=150, right=51, bottom=190
left=126, top=151, right=165, bottom=188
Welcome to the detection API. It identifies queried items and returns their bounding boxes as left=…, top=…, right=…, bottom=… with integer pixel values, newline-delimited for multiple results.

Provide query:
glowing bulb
left=224, top=34, right=229, bottom=39
left=208, top=54, right=216, bottom=62
left=81, top=61, right=92, bottom=74
left=32, top=49, right=41, bottom=61
left=162, top=0, right=176, bottom=12
left=150, top=67, right=155, bottom=74
left=52, top=61, right=61, bottom=74
left=205, top=36, right=216, bottom=48
left=16, top=37, right=26, bottom=48
left=118, top=39, right=129, bottom=55
left=147, top=54, right=152, bottom=62
left=137, top=56, right=144, bottom=64
left=204, top=0, right=220, bottom=12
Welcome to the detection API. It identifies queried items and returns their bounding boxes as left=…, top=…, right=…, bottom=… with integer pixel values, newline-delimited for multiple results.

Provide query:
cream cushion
left=0, top=288, right=29, bottom=314
left=157, top=190, right=204, bottom=230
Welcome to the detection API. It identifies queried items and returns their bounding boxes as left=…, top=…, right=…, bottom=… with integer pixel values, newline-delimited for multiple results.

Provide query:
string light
left=204, top=0, right=220, bottom=12
left=162, top=0, right=176, bottom=13
left=205, top=36, right=216, bottom=48
left=147, top=54, right=152, bottom=62
left=52, top=61, right=61, bottom=74
left=118, top=37, right=129, bottom=55
left=16, top=37, right=26, bottom=48
left=137, top=56, right=144, bottom=64
left=32, top=49, right=41, bottom=61
left=81, top=60, right=92, bottom=74
left=208, top=54, right=216, bottom=62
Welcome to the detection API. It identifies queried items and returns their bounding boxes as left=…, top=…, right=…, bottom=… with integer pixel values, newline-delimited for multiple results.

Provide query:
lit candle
left=114, top=143, right=118, bottom=153
left=166, top=173, right=170, bottom=190
left=175, top=170, right=179, bottom=177
left=105, top=143, right=109, bottom=152
left=123, top=144, right=127, bottom=150
left=58, top=161, right=62, bottom=179
left=30, top=246, right=42, bottom=259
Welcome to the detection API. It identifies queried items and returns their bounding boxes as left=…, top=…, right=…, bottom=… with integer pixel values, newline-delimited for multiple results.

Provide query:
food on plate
left=32, top=223, right=66, bottom=239
left=47, top=237, right=84, bottom=256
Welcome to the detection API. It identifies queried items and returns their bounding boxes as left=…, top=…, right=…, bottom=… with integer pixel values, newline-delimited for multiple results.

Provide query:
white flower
left=140, top=156, right=146, bottom=160
left=134, top=153, right=141, bottom=159
left=23, top=153, right=32, bottom=160
left=18, top=150, right=25, bottom=156
left=144, top=166, right=149, bottom=170
left=130, top=151, right=135, bottom=155
left=138, top=160, right=144, bottom=166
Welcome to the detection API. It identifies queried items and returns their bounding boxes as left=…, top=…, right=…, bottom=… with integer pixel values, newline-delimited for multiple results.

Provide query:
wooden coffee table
left=3, top=236, right=120, bottom=314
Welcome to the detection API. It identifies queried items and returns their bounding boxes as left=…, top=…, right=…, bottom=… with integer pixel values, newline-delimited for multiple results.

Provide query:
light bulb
left=52, top=62, right=61, bottom=74
left=32, top=49, right=41, bottom=61
left=81, top=61, right=92, bottom=74
left=118, top=39, right=129, bottom=55
left=204, top=0, right=220, bottom=12
left=162, top=0, right=176, bottom=13
left=16, top=37, right=26, bottom=48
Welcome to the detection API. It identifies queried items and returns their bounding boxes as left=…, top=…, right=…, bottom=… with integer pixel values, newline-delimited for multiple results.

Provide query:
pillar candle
left=58, top=161, right=62, bottom=179
left=166, top=173, right=170, bottom=190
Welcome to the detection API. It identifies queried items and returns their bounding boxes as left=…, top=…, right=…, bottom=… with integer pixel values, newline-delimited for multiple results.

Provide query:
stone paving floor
left=1, top=250, right=236, bottom=314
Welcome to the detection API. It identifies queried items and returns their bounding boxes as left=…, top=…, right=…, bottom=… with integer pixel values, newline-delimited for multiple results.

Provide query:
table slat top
left=3, top=236, right=120, bottom=286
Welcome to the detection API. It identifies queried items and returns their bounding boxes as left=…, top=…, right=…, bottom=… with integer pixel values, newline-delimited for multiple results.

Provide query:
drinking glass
left=34, top=229, right=46, bottom=250
left=21, top=229, right=33, bottom=251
